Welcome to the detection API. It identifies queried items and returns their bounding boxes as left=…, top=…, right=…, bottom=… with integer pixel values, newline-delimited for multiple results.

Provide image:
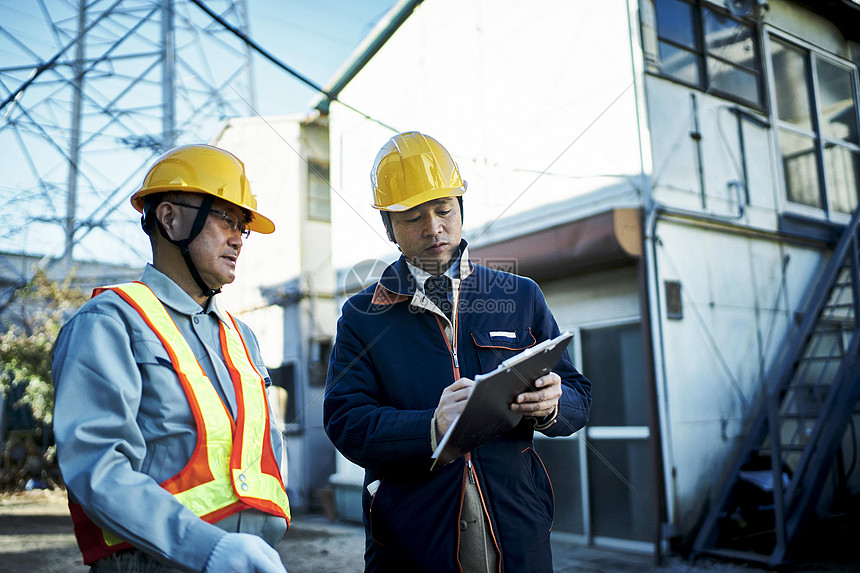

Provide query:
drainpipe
left=690, top=94, right=707, bottom=210
left=628, top=0, right=671, bottom=561
left=637, top=212, right=669, bottom=563
left=643, top=201, right=677, bottom=555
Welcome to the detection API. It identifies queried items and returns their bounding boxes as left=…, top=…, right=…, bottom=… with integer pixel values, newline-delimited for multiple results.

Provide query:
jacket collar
left=371, top=239, right=473, bottom=306
left=140, top=264, right=232, bottom=327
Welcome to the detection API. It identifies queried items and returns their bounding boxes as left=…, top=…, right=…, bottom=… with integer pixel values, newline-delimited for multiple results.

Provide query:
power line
left=188, top=0, right=397, bottom=132
left=0, top=0, right=257, bottom=265
left=0, top=0, right=125, bottom=114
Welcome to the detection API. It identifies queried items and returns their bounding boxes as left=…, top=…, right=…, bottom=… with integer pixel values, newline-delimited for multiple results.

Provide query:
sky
left=0, top=0, right=396, bottom=265
left=0, top=0, right=395, bottom=113
left=242, top=0, right=396, bottom=115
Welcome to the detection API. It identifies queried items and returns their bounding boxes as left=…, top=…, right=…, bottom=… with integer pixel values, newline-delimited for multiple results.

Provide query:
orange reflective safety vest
left=69, top=282, right=290, bottom=564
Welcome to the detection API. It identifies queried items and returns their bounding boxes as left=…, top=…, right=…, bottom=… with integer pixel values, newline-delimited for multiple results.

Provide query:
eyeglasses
left=168, top=201, right=251, bottom=238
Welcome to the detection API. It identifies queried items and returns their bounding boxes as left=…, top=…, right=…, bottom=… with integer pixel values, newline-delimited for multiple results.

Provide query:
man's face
left=389, top=197, right=462, bottom=275
left=172, top=195, right=246, bottom=289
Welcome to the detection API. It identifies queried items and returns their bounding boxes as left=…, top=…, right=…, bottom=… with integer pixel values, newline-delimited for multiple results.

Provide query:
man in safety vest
left=52, top=144, right=291, bottom=573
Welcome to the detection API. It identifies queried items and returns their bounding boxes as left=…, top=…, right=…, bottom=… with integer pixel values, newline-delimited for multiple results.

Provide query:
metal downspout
left=627, top=0, right=671, bottom=561
left=637, top=224, right=668, bottom=564
left=644, top=204, right=677, bottom=554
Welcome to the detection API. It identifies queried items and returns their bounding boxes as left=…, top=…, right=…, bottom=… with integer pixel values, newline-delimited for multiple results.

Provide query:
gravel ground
left=1, top=488, right=857, bottom=573
left=0, top=489, right=363, bottom=573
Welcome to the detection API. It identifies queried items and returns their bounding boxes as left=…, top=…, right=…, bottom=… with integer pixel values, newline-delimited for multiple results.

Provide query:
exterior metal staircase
left=692, top=209, right=860, bottom=566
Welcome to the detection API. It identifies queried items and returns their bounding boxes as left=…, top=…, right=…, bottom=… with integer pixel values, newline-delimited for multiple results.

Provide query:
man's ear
left=155, top=201, right=179, bottom=240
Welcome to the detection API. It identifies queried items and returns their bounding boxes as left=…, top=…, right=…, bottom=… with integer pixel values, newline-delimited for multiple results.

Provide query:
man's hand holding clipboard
left=431, top=331, right=574, bottom=470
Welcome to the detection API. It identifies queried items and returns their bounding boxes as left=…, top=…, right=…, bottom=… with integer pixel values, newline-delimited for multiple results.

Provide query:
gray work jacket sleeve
left=52, top=298, right=225, bottom=572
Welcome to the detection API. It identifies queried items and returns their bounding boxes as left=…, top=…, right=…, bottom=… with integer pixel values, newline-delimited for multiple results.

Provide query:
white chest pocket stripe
left=489, top=331, right=517, bottom=339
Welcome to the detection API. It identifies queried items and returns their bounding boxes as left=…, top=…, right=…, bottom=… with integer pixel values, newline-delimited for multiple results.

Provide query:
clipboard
left=430, top=331, right=573, bottom=470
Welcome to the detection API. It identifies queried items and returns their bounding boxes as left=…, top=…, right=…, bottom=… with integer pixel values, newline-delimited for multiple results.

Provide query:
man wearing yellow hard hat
left=52, top=145, right=290, bottom=572
left=324, top=132, right=592, bottom=572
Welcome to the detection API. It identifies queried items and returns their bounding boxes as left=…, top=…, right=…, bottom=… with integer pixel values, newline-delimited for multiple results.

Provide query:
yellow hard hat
left=371, top=131, right=466, bottom=212
left=131, top=144, right=275, bottom=234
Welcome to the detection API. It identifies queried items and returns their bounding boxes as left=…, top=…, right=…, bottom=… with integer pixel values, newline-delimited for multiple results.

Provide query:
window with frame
left=308, top=338, right=332, bottom=387
left=268, top=363, right=297, bottom=426
left=653, top=0, right=764, bottom=109
left=770, top=35, right=860, bottom=216
left=307, top=160, right=331, bottom=222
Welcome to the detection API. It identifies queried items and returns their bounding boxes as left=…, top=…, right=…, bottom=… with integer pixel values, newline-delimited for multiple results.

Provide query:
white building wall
left=213, top=115, right=305, bottom=329
left=649, top=220, right=829, bottom=530
left=645, top=79, right=779, bottom=224
left=328, top=0, right=645, bottom=271
left=213, top=115, right=336, bottom=510
left=638, top=0, right=859, bottom=532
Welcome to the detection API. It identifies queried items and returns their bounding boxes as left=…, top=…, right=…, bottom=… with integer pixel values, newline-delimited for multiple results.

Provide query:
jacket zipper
left=436, top=316, right=459, bottom=378
left=451, top=278, right=460, bottom=369
left=439, top=274, right=501, bottom=572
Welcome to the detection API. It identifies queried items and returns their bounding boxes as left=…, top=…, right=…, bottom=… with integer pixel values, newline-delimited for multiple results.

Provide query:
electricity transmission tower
left=0, top=0, right=256, bottom=276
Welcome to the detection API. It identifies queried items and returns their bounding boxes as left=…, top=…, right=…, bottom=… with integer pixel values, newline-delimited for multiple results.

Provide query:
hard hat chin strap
left=157, top=194, right=221, bottom=298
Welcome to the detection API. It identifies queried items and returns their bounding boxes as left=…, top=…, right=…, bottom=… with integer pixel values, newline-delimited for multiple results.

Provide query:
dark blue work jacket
left=324, top=245, right=591, bottom=572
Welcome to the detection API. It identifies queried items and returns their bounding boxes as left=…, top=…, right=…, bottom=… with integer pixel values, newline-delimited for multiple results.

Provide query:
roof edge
left=313, top=0, right=424, bottom=113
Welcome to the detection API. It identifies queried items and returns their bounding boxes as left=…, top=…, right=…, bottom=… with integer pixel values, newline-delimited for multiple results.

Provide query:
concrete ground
left=280, top=513, right=860, bottom=572
left=1, top=489, right=857, bottom=572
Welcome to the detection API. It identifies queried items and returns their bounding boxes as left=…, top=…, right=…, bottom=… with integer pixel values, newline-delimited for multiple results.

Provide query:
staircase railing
left=692, top=208, right=860, bottom=566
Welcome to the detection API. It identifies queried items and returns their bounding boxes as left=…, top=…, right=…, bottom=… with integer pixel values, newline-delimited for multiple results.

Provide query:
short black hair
left=141, top=193, right=166, bottom=236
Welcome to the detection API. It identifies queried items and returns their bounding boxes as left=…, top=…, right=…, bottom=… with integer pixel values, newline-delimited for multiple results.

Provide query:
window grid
left=307, top=160, right=331, bottom=222
left=769, top=34, right=860, bottom=217
left=654, top=0, right=765, bottom=110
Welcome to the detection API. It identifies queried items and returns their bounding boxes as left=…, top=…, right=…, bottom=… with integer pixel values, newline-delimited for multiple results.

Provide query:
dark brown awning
left=470, top=208, right=642, bottom=280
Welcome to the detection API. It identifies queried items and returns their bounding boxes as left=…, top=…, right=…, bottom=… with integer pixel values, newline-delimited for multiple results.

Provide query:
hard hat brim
left=373, top=185, right=466, bottom=212
left=130, top=186, right=276, bottom=234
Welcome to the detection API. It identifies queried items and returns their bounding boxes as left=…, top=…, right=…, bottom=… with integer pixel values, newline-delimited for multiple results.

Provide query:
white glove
left=204, top=532, right=287, bottom=573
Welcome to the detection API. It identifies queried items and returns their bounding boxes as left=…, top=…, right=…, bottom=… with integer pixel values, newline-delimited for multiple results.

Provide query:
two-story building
left=212, top=113, right=337, bottom=514
left=315, top=0, right=860, bottom=564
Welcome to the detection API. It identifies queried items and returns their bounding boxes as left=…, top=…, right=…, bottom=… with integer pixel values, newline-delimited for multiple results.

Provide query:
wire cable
left=188, top=0, right=398, bottom=132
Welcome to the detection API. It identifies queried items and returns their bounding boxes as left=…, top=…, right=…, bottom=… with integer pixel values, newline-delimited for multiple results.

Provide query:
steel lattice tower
left=0, top=0, right=256, bottom=273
